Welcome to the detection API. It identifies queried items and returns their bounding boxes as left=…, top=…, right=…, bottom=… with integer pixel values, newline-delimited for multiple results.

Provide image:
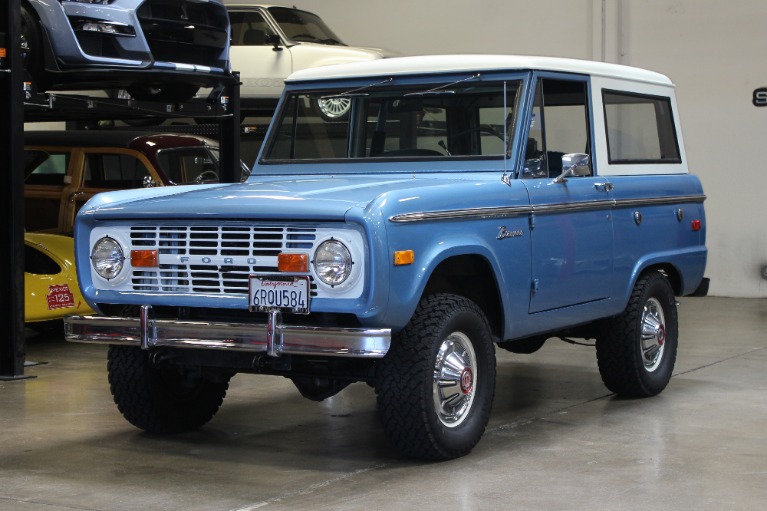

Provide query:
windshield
left=268, top=7, right=345, bottom=45
left=263, top=80, right=520, bottom=163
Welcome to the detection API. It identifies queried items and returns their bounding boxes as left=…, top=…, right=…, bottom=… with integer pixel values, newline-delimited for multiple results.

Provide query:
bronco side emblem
left=497, top=226, right=523, bottom=240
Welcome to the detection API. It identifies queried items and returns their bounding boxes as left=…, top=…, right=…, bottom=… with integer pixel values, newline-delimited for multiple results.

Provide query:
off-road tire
left=596, top=271, right=678, bottom=397
left=376, top=294, right=496, bottom=460
left=108, top=345, right=230, bottom=434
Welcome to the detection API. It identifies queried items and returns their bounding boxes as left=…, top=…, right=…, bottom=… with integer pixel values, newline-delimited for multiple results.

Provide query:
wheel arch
left=635, top=262, right=683, bottom=296
left=22, top=0, right=60, bottom=75
left=421, top=254, right=505, bottom=340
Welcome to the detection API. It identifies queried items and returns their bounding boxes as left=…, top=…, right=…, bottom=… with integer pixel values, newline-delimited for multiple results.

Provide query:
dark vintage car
left=20, top=0, right=233, bottom=100
left=23, top=130, right=245, bottom=234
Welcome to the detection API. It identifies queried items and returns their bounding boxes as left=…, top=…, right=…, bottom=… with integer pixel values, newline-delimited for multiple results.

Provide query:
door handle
left=594, top=182, right=613, bottom=192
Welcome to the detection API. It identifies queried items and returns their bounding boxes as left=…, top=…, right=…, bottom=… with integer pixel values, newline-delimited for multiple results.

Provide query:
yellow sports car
left=25, top=232, right=94, bottom=325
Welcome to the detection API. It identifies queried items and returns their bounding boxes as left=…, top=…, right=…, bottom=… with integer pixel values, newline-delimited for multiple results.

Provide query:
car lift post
left=220, top=71, right=241, bottom=183
left=0, top=0, right=30, bottom=380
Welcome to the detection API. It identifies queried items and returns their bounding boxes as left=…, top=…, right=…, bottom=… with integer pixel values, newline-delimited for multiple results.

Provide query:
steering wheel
left=194, top=170, right=219, bottom=183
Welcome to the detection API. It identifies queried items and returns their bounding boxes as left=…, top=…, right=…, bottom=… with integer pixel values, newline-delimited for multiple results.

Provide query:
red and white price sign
left=47, top=284, right=75, bottom=310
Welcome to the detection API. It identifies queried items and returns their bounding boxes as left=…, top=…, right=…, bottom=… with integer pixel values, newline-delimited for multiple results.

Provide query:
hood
left=79, top=174, right=442, bottom=222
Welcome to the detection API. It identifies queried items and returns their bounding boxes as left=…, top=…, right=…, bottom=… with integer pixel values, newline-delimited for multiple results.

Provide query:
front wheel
left=108, top=346, right=230, bottom=434
left=21, top=4, right=46, bottom=93
left=376, top=294, right=496, bottom=460
left=596, top=271, right=678, bottom=397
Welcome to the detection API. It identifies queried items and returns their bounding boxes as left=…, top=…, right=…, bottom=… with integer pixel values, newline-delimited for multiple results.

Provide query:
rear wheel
left=376, top=294, right=496, bottom=460
left=596, top=271, right=678, bottom=397
left=108, top=345, right=230, bottom=434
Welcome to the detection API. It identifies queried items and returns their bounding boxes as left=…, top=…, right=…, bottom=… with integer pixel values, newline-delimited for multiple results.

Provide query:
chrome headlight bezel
left=90, top=236, right=125, bottom=281
left=313, top=239, right=353, bottom=287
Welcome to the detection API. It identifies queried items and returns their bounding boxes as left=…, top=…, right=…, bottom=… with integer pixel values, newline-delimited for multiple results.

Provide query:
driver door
left=521, top=77, right=614, bottom=313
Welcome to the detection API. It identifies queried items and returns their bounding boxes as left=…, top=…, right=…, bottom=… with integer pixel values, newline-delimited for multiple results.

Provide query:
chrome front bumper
left=64, top=306, right=391, bottom=358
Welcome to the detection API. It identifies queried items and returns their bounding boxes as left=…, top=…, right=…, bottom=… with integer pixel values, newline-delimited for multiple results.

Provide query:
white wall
left=263, top=0, right=767, bottom=297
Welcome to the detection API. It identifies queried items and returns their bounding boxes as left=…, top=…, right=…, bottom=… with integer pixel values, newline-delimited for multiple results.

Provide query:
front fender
left=380, top=218, right=529, bottom=333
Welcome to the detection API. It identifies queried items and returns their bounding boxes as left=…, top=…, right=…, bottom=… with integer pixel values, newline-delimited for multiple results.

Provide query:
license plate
left=248, top=276, right=310, bottom=314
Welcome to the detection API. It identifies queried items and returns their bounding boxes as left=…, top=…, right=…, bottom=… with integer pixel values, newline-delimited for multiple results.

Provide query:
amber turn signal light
left=278, top=253, right=308, bottom=273
left=130, top=250, right=158, bottom=268
left=393, top=250, right=415, bottom=266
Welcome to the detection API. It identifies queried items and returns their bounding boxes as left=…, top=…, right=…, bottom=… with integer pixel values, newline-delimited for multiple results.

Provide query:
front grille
left=128, top=225, right=318, bottom=295
left=137, top=0, right=229, bottom=68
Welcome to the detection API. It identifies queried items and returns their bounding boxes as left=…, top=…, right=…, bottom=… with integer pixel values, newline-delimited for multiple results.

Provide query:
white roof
left=286, top=54, right=673, bottom=86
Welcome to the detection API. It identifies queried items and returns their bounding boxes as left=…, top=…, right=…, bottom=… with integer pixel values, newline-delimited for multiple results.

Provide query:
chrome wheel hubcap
left=640, top=297, right=666, bottom=372
left=433, top=332, right=477, bottom=427
left=317, top=97, right=351, bottom=119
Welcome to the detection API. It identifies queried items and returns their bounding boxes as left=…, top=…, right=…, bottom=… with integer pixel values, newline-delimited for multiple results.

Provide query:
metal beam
left=0, top=0, right=29, bottom=379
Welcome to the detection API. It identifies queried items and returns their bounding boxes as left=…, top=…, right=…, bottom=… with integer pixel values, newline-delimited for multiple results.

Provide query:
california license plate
left=248, top=276, right=310, bottom=314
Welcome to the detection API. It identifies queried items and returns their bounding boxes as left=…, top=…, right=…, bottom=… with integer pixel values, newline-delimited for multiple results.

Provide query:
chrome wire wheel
left=433, top=331, right=477, bottom=428
left=316, top=97, right=351, bottom=120
left=640, top=297, right=666, bottom=372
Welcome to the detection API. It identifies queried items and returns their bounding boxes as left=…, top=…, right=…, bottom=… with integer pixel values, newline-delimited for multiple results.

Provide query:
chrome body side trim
left=389, top=205, right=532, bottom=223
left=64, top=313, right=391, bottom=358
left=388, top=194, right=706, bottom=223
left=611, top=194, right=707, bottom=208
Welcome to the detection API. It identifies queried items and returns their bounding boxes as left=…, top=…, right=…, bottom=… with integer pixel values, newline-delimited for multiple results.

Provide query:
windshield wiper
left=403, top=73, right=481, bottom=96
left=320, top=77, right=394, bottom=100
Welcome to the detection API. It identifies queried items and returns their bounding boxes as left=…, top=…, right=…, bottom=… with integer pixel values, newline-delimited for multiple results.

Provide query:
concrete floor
left=1, top=296, right=766, bottom=511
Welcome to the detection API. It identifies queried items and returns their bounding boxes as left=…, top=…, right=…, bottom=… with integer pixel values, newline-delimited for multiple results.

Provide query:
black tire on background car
left=126, top=83, right=201, bottom=103
left=21, top=4, right=45, bottom=93
left=376, top=294, right=496, bottom=460
left=596, top=270, right=678, bottom=397
left=107, top=345, right=230, bottom=434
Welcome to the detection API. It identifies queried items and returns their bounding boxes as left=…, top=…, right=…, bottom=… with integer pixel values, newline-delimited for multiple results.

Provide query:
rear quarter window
left=602, top=90, right=681, bottom=164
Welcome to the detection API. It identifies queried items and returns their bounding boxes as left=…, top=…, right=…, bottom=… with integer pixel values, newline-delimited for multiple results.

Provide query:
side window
left=603, top=90, right=681, bottom=163
left=84, top=153, right=152, bottom=189
left=230, top=11, right=274, bottom=46
left=522, top=78, right=591, bottom=178
left=24, top=152, right=69, bottom=185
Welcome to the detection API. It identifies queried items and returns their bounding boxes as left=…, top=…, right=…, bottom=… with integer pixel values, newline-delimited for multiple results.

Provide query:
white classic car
left=225, top=3, right=398, bottom=118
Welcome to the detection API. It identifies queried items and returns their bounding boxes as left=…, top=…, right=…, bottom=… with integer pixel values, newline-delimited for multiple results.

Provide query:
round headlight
left=91, top=236, right=125, bottom=280
left=313, top=239, right=352, bottom=286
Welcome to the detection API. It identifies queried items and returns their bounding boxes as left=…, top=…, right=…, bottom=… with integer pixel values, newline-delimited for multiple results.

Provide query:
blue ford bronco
left=65, top=55, right=708, bottom=460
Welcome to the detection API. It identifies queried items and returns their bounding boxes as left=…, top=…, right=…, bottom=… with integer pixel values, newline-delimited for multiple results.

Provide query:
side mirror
left=553, top=153, right=591, bottom=183
left=265, top=34, right=282, bottom=51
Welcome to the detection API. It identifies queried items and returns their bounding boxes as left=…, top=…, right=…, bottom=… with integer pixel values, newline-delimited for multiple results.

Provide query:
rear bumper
left=64, top=306, right=391, bottom=358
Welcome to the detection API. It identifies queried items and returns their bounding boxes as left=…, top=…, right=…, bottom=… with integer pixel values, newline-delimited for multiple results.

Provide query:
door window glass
left=521, top=79, right=591, bottom=178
